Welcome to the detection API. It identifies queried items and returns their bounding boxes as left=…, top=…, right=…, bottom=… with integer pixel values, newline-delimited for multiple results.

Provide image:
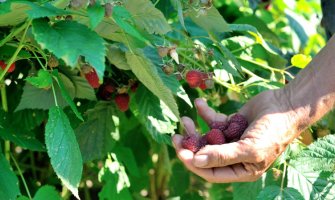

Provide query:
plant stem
left=10, top=154, right=32, bottom=200
left=230, top=43, right=255, bottom=54
left=178, top=51, right=205, bottom=70
left=0, top=22, right=27, bottom=47
left=0, top=80, right=10, bottom=161
left=51, top=83, right=59, bottom=107
left=236, top=57, right=284, bottom=73
left=0, top=20, right=32, bottom=81
left=280, top=162, right=287, bottom=194
left=153, top=0, right=160, bottom=6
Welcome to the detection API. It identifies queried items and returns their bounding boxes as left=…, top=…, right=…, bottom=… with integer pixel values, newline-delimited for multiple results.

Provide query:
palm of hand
left=173, top=90, right=298, bottom=183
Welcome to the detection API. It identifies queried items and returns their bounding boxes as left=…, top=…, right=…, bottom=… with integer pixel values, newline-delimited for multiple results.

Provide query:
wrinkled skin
left=173, top=89, right=301, bottom=183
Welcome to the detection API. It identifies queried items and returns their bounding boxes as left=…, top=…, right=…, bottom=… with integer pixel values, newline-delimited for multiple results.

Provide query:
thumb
left=192, top=141, right=250, bottom=168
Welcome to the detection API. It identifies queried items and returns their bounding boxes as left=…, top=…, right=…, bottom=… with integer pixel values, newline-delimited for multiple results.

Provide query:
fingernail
left=193, top=155, right=208, bottom=167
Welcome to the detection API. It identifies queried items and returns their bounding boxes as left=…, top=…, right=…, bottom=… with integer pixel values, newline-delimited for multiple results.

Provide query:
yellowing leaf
left=291, top=54, right=312, bottom=68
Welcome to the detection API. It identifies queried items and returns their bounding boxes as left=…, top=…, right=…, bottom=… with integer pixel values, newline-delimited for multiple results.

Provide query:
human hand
left=173, top=89, right=303, bottom=183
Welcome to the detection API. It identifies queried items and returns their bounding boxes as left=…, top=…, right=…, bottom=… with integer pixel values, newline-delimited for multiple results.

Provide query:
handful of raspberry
left=181, top=114, right=248, bottom=153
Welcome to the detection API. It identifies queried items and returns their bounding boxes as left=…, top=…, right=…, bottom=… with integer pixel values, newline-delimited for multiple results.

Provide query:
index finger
left=194, top=98, right=227, bottom=125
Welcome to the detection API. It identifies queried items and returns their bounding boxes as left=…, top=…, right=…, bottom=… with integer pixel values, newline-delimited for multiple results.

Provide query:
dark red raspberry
left=182, top=134, right=201, bottom=153
left=224, top=122, right=245, bottom=141
left=115, top=93, right=130, bottom=112
left=199, top=135, right=208, bottom=149
left=205, top=129, right=225, bottom=145
left=229, top=114, right=248, bottom=130
left=210, top=121, right=229, bottom=132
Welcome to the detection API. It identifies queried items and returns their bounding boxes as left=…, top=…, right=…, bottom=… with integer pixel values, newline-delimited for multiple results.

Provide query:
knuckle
left=216, top=150, right=227, bottom=166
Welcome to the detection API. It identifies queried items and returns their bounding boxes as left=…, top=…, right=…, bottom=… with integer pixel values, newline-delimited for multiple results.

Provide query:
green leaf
left=257, top=186, right=304, bottom=200
left=71, top=76, right=97, bottom=101
left=98, top=155, right=132, bottom=200
left=0, top=45, right=31, bottom=61
left=0, top=153, right=20, bottom=200
left=112, top=6, right=148, bottom=44
left=56, top=67, right=96, bottom=101
left=233, top=179, right=263, bottom=200
left=0, top=129, right=45, bottom=151
left=26, top=70, right=53, bottom=89
left=10, top=109, right=48, bottom=131
left=188, top=6, right=229, bottom=38
left=16, top=74, right=75, bottom=111
left=233, top=16, right=280, bottom=47
left=291, top=54, right=312, bottom=69
left=0, top=3, right=29, bottom=26
left=75, top=102, right=117, bottom=162
left=208, top=184, right=234, bottom=200
left=124, top=0, right=171, bottom=34
left=0, top=1, right=11, bottom=14
left=98, top=169, right=132, bottom=200
left=130, top=85, right=176, bottom=144
left=87, top=4, right=104, bottom=29
left=45, top=107, right=82, bottom=199
left=24, top=2, right=71, bottom=19
left=32, top=18, right=106, bottom=80
left=0, top=110, right=45, bottom=151
left=217, top=43, right=243, bottom=77
left=52, top=70, right=83, bottom=121
left=126, top=51, right=179, bottom=119
left=113, top=146, right=140, bottom=177
left=287, top=135, right=335, bottom=200
left=143, top=47, right=192, bottom=107
left=285, top=9, right=316, bottom=47
left=130, top=86, right=176, bottom=144
left=17, top=196, right=30, bottom=200
left=34, top=185, right=61, bottom=200
left=106, top=45, right=131, bottom=70
left=169, top=162, right=190, bottom=196
left=171, top=0, right=187, bottom=31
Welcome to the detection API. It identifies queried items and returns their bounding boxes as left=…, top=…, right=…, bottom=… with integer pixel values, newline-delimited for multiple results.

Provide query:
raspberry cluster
left=181, top=114, right=248, bottom=153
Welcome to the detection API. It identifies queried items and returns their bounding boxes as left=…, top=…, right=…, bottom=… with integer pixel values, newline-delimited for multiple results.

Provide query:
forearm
left=283, top=34, right=335, bottom=131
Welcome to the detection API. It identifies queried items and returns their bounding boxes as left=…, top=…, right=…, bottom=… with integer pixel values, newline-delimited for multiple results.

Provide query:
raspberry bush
left=0, top=0, right=334, bottom=199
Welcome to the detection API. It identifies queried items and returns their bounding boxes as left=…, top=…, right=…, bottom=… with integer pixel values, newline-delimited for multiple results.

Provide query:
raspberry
left=210, top=121, right=228, bottom=132
left=181, top=134, right=201, bottom=153
left=82, top=66, right=100, bottom=88
left=130, top=82, right=139, bottom=92
left=199, top=80, right=207, bottom=90
left=104, top=3, right=113, bottom=18
left=205, top=129, right=225, bottom=145
left=99, top=84, right=115, bottom=100
left=0, top=60, right=15, bottom=73
left=199, top=135, right=207, bottom=149
left=185, top=70, right=203, bottom=88
left=224, top=122, right=245, bottom=141
left=47, top=55, right=59, bottom=68
left=229, top=114, right=248, bottom=130
left=157, top=46, right=169, bottom=57
left=115, top=93, right=130, bottom=112
left=162, top=64, right=174, bottom=75
left=177, top=64, right=185, bottom=72
left=204, top=79, right=214, bottom=89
